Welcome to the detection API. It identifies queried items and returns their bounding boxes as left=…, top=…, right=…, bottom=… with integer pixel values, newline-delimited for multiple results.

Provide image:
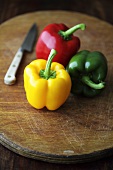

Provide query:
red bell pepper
left=36, top=23, right=86, bottom=67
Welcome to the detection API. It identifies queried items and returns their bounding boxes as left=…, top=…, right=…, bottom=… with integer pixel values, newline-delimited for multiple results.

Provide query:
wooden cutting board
left=0, top=11, right=113, bottom=164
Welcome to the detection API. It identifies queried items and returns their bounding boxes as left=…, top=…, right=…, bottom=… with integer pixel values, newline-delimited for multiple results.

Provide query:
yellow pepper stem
left=40, top=49, right=57, bottom=79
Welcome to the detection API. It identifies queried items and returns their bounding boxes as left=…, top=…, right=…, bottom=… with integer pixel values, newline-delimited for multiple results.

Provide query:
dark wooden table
left=1, top=144, right=113, bottom=170
left=0, top=1, right=113, bottom=169
left=0, top=0, right=113, bottom=25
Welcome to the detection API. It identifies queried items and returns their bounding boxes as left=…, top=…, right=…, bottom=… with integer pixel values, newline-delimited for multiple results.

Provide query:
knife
left=4, top=23, right=37, bottom=85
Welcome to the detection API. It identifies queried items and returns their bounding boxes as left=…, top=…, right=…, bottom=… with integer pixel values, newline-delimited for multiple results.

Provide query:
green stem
left=58, top=23, right=86, bottom=40
left=40, top=49, right=57, bottom=80
left=82, top=76, right=105, bottom=89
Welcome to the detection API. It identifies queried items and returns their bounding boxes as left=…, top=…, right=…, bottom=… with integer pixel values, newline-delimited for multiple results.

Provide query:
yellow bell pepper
left=24, top=49, right=71, bottom=111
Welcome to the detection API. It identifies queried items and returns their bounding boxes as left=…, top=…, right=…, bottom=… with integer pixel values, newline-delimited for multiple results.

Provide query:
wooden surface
left=1, top=0, right=113, bottom=25
left=1, top=144, right=113, bottom=170
left=0, top=11, right=113, bottom=165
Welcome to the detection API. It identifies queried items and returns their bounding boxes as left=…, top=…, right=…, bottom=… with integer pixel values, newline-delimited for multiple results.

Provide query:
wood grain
left=0, top=11, right=113, bottom=164
left=1, top=0, right=113, bottom=25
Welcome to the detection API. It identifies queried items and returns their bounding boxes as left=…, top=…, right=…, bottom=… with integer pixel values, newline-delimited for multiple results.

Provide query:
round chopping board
left=0, top=11, right=113, bottom=164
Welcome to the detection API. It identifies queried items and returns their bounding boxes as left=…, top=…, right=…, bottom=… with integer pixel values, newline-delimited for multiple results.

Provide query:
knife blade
left=4, top=23, right=37, bottom=85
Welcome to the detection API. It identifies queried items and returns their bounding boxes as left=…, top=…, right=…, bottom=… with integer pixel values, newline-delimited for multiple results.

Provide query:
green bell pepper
left=66, top=50, right=108, bottom=97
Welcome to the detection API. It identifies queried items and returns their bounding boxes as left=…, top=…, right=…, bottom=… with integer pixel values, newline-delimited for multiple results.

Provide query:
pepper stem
left=58, top=23, right=86, bottom=40
left=82, top=76, right=105, bottom=89
left=40, top=49, right=57, bottom=80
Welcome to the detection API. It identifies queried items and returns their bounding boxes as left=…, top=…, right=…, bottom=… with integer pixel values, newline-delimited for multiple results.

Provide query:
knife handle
left=4, top=48, right=23, bottom=85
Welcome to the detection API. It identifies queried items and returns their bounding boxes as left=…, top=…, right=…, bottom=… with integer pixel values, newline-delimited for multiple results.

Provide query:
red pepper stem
left=59, top=23, right=86, bottom=40
left=82, top=76, right=105, bottom=89
left=65, top=23, right=86, bottom=36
